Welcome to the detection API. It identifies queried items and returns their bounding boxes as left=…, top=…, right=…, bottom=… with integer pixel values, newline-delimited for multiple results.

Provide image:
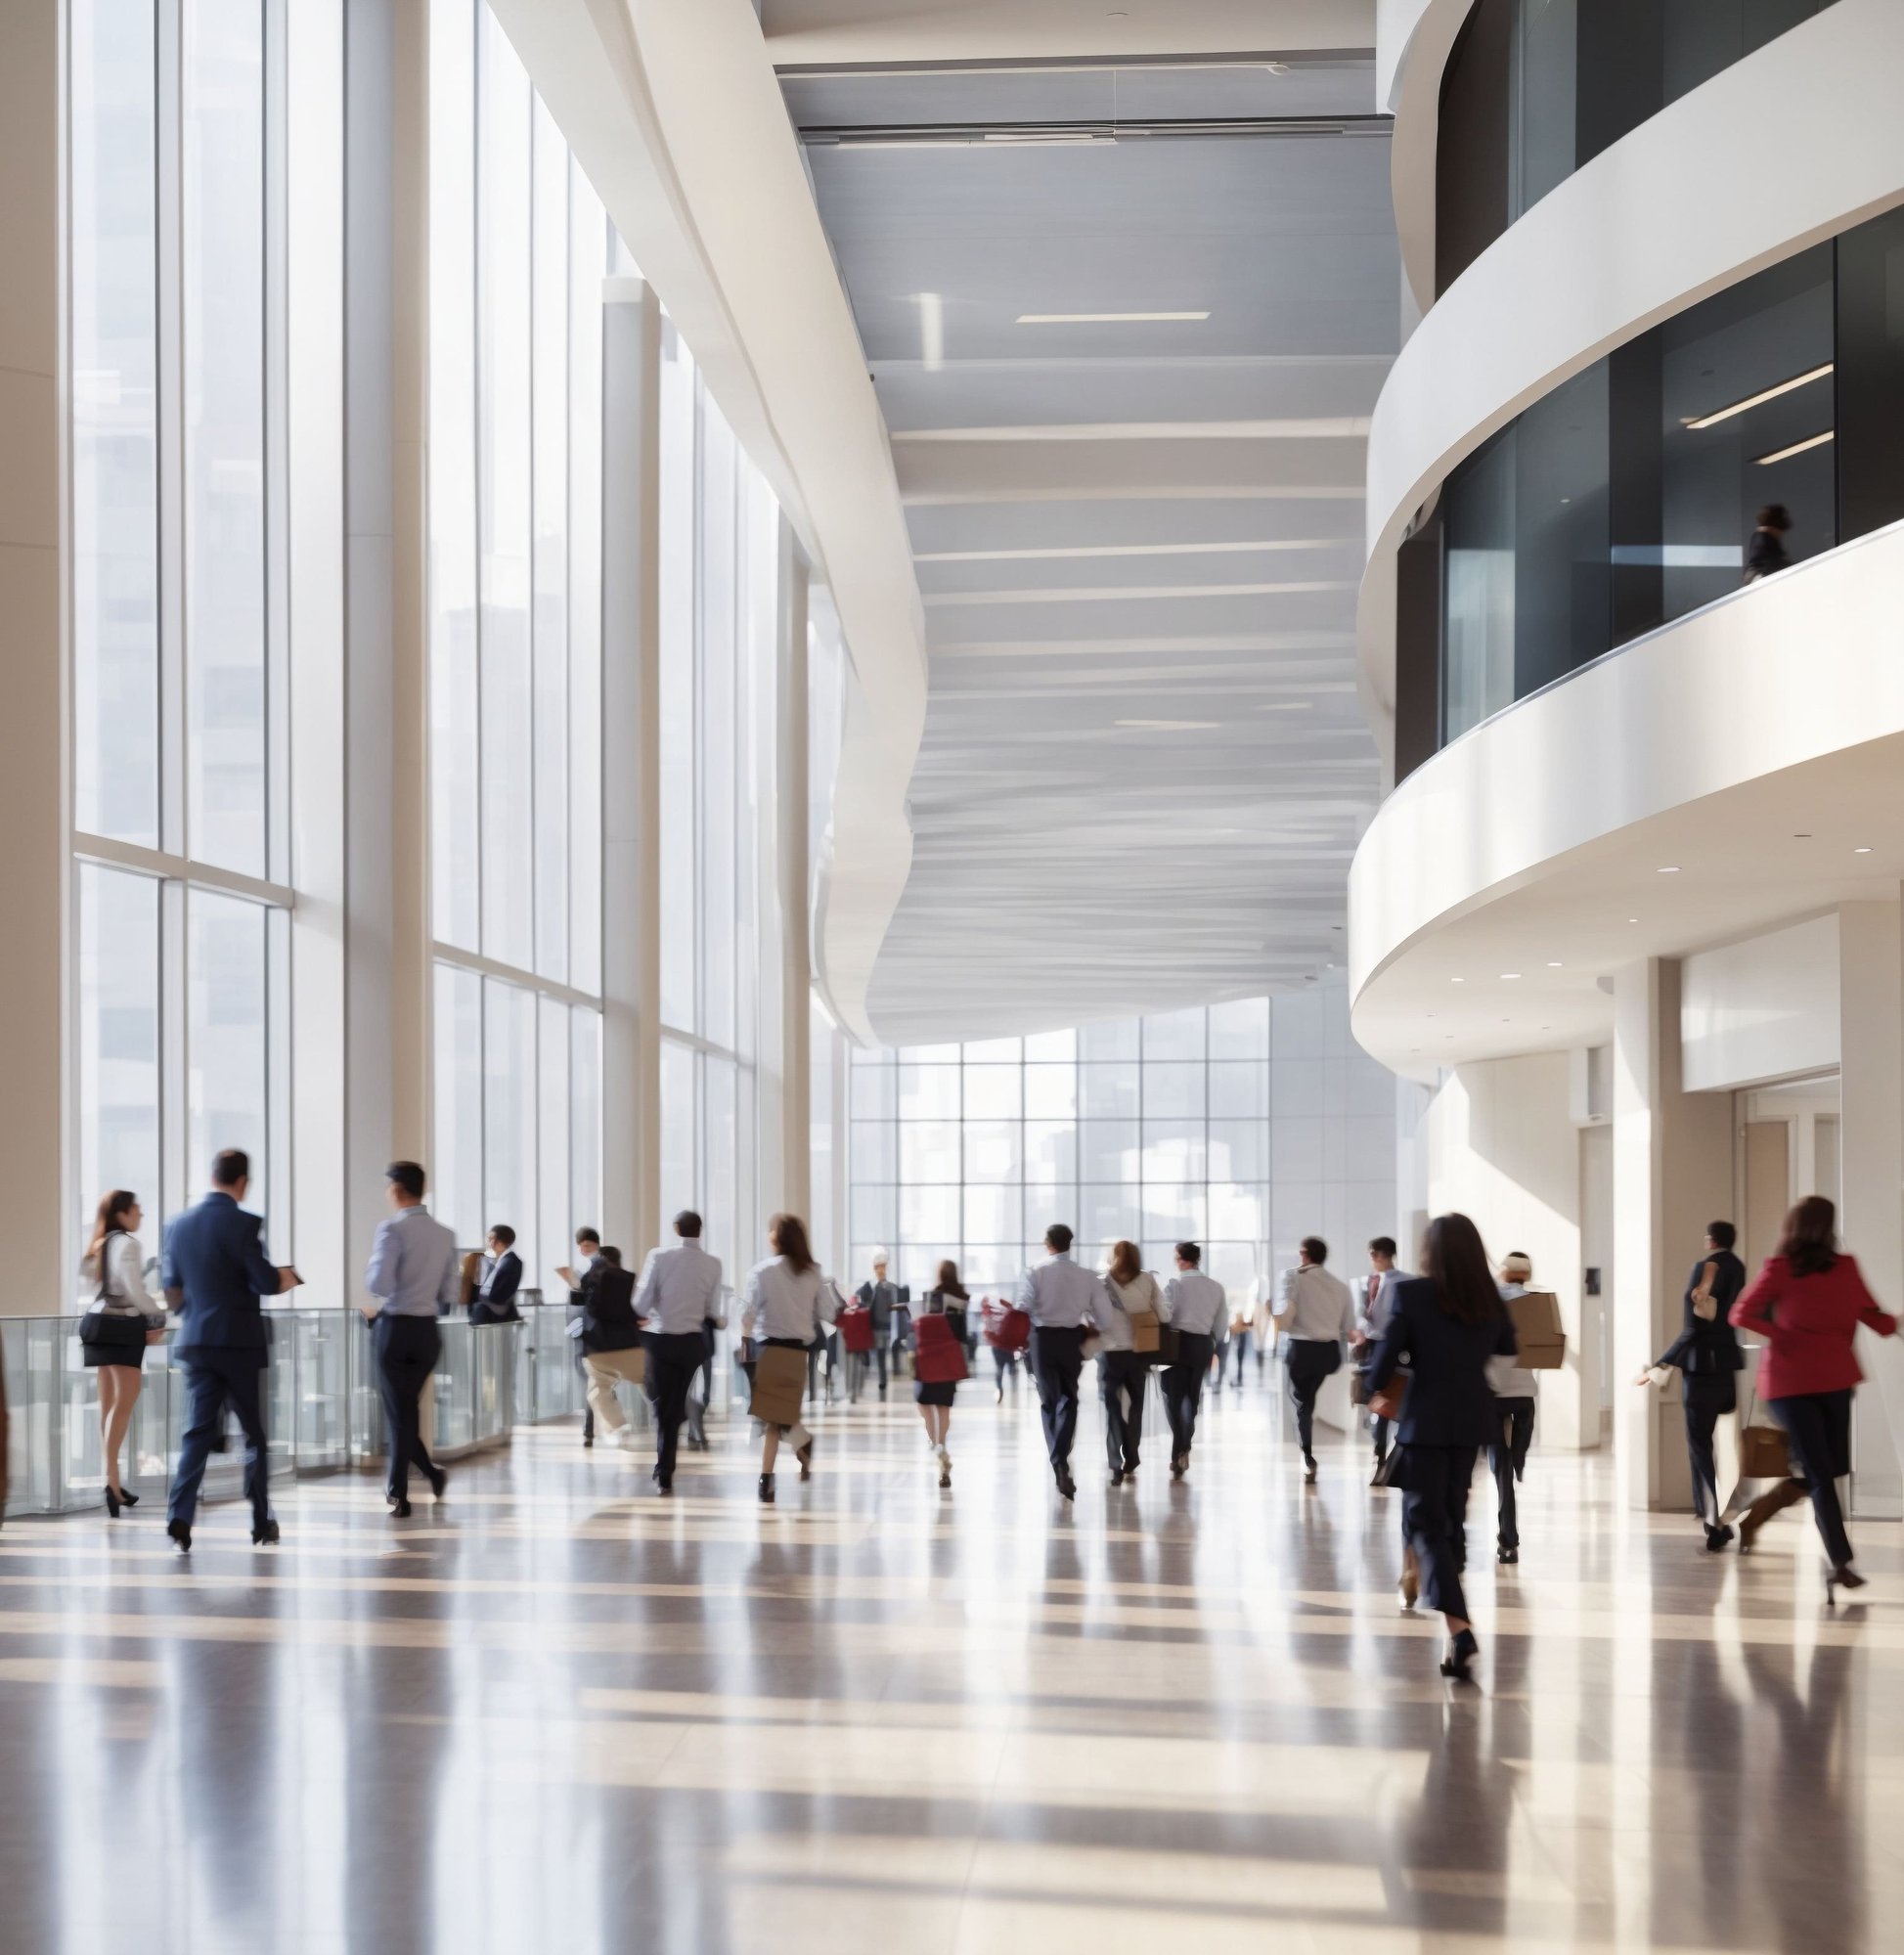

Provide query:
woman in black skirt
left=77, top=1189, right=167, bottom=1517
left=917, top=1260, right=967, bottom=1488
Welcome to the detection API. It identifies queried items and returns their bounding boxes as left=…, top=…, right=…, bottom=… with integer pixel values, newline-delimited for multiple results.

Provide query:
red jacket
left=1730, top=1254, right=1897, bottom=1400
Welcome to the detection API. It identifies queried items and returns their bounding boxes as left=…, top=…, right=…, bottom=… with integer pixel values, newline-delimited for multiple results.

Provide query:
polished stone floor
left=2, top=1369, right=1900, bottom=1954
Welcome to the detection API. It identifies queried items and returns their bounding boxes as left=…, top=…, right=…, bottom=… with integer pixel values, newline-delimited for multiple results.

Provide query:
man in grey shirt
left=633, top=1209, right=726, bottom=1493
left=1014, top=1223, right=1106, bottom=1500
left=364, top=1160, right=461, bottom=1515
left=1160, top=1241, right=1226, bottom=1478
left=1274, top=1234, right=1357, bottom=1484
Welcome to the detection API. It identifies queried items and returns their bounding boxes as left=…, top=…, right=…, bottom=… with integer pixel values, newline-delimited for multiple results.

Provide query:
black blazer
left=477, top=1250, right=522, bottom=1309
left=580, top=1263, right=642, bottom=1353
left=1368, top=1275, right=1519, bottom=1448
left=1656, top=1251, right=1746, bottom=1375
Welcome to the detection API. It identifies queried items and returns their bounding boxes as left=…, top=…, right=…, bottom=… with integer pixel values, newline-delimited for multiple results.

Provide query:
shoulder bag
left=78, top=1233, right=148, bottom=1350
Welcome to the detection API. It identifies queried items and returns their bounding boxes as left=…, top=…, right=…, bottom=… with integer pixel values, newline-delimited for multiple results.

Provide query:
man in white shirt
left=633, top=1209, right=726, bottom=1494
left=1353, top=1235, right=1411, bottom=1479
left=1160, top=1240, right=1225, bottom=1477
left=1014, top=1223, right=1106, bottom=1501
left=1273, top=1235, right=1356, bottom=1484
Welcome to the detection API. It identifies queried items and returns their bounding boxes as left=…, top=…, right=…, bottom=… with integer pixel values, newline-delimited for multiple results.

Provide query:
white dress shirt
left=1161, top=1267, right=1226, bottom=1338
left=1014, top=1252, right=1106, bottom=1330
left=634, top=1240, right=726, bottom=1335
left=741, top=1256, right=837, bottom=1344
left=1098, top=1271, right=1162, bottom=1353
left=1487, top=1281, right=1540, bottom=1398
left=88, top=1231, right=162, bottom=1320
left=1274, top=1263, right=1357, bottom=1343
left=365, top=1205, right=462, bottom=1317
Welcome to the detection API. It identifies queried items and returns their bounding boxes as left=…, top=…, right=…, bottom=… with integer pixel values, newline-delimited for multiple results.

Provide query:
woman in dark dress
left=916, top=1259, right=966, bottom=1488
left=1367, top=1212, right=1519, bottom=1682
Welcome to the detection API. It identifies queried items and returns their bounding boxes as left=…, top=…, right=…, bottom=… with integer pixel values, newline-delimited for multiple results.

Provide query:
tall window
left=850, top=992, right=1398, bottom=1305
left=70, top=0, right=298, bottom=1260
left=657, top=325, right=779, bottom=1281
left=427, top=1, right=607, bottom=1272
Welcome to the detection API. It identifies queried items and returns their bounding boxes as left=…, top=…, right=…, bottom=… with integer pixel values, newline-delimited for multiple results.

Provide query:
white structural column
left=0, top=2, right=64, bottom=1313
left=600, top=278, right=661, bottom=1254
left=1838, top=900, right=1904, bottom=1517
left=776, top=537, right=812, bottom=1222
left=1612, top=959, right=1734, bottom=1511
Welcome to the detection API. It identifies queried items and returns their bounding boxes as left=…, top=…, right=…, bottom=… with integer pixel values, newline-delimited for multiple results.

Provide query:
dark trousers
left=686, top=1328, right=715, bottom=1445
left=872, top=1336, right=889, bottom=1394
left=1162, top=1333, right=1214, bottom=1457
left=168, top=1350, right=271, bottom=1532
left=992, top=1345, right=1019, bottom=1385
left=1489, top=1397, right=1535, bottom=1551
left=1031, top=1325, right=1085, bottom=1474
left=1099, top=1350, right=1148, bottom=1472
left=1370, top=1412, right=1392, bottom=1462
left=644, top=1331, right=706, bottom=1485
left=1771, top=1389, right=1855, bottom=1566
left=1227, top=1330, right=1253, bottom=1384
left=1283, top=1340, right=1337, bottom=1461
left=1682, top=1371, right=1737, bottom=1524
left=1400, top=1444, right=1478, bottom=1620
left=376, top=1313, right=442, bottom=1501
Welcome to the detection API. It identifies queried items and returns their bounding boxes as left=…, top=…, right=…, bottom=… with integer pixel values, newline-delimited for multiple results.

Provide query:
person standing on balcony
left=469, top=1224, right=522, bottom=1323
left=1744, top=504, right=1792, bottom=582
left=160, top=1148, right=302, bottom=1553
left=633, top=1210, right=725, bottom=1495
left=363, top=1161, right=460, bottom=1518
left=77, top=1189, right=167, bottom=1518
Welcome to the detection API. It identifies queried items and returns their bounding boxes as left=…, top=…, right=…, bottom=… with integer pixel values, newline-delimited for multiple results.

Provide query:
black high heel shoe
left=1439, top=1627, right=1480, bottom=1682
left=104, top=1486, right=121, bottom=1520
left=117, top=1488, right=139, bottom=1508
left=1826, top=1563, right=1867, bottom=1605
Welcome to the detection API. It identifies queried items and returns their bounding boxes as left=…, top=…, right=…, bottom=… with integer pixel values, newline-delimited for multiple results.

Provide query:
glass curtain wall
left=69, top=0, right=299, bottom=1265
left=1438, top=0, right=1839, bottom=292
left=657, top=322, right=780, bottom=1283
left=427, top=0, right=606, bottom=1272
left=1414, top=207, right=1904, bottom=757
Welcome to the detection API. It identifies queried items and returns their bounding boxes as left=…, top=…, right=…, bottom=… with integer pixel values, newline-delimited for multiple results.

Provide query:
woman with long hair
left=916, top=1259, right=967, bottom=1486
left=1366, top=1213, right=1519, bottom=1681
left=1098, top=1239, right=1161, bottom=1486
left=77, top=1189, right=167, bottom=1516
left=1731, top=1195, right=1897, bottom=1597
left=739, top=1214, right=836, bottom=1504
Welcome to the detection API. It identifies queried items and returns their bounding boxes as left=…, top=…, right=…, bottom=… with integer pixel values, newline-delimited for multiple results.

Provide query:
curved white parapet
left=1357, top=0, right=1904, bottom=753
left=1377, top=0, right=1473, bottom=314
left=489, top=0, right=926, bottom=1045
left=1348, top=521, right=1904, bottom=1050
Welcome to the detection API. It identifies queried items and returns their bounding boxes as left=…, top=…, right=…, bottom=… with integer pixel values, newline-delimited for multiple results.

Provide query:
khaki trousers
left=584, top=1349, right=645, bottom=1435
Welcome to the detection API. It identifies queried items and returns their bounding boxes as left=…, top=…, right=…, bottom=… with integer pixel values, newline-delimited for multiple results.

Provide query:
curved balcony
left=1358, top=0, right=1904, bottom=756
left=1347, top=519, right=1904, bottom=1073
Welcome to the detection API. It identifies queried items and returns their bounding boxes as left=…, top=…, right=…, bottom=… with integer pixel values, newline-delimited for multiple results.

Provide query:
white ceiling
left=783, top=45, right=1400, bottom=1043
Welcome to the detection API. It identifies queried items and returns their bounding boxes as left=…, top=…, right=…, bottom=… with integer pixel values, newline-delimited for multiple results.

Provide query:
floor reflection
left=0, top=1382, right=1898, bottom=1953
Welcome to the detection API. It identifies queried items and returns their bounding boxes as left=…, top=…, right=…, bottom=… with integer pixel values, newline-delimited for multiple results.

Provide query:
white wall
left=1424, top=1050, right=1600, bottom=1448
left=1680, top=914, right=1840, bottom=1092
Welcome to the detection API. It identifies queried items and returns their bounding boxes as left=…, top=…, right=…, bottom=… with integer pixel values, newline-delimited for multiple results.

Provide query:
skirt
left=914, top=1378, right=957, bottom=1408
left=83, top=1339, right=147, bottom=1371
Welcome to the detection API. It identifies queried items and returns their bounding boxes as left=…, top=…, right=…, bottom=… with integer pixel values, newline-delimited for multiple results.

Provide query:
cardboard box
left=749, top=1345, right=807, bottom=1427
left=1508, top=1289, right=1567, bottom=1370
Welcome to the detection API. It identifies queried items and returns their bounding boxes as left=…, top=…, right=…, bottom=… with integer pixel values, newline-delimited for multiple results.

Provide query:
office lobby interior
left=5, top=2, right=1904, bottom=1949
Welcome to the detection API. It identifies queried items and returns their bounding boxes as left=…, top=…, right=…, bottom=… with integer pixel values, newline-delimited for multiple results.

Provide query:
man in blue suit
left=161, top=1148, right=301, bottom=1551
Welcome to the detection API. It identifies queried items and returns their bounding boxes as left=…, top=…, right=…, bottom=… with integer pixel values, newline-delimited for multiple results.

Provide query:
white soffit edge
left=489, top=0, right=927, bottom=1045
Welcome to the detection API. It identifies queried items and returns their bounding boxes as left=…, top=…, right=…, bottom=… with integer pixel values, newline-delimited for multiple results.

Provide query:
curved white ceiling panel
left=488, top=0, right=928, bottom=1044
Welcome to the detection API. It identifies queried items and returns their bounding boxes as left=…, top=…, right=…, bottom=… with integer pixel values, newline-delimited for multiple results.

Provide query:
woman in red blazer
left=1730, top=1196, right=1898, bottom=1596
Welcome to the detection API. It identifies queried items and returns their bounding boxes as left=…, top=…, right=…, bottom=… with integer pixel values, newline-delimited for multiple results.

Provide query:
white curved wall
left=1377, top=0, right=1472, bottom=313
left=1357, top=0, right=1904, bottom=737
left=1348, top=521, right=1904, bottom=999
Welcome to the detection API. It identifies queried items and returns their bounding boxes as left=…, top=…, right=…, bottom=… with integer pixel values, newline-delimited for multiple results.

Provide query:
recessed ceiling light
left=1500, top=972, right=1522, bottom=980
left=1113, top=717, right=1218, bottom=731
left=1685, top=362, right=1834, bottom=430
left=1659, top=865, right=1681, bottom=873
left=1017, top=310, right=1211, bottom=325
left=1628, top=917, right=1640, bottom=924
left=1854, top=845, right=1874, bottom=854
left=1755, top=428, right=1835, bottom=467
left=1547, top=960, right=1563, bottom=968
left=1450, top=977, right=1465, bottom=984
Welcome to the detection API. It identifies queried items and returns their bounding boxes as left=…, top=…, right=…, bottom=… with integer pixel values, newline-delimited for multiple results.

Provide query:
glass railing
left=0, top=1294, right=734, bottom=1521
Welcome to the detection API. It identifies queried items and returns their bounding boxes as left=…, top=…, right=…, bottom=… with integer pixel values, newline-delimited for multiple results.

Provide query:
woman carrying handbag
left=77, top=1190, right=168, bottom=1517
left=1729, top=1196, right=1898, bottom=1598
left=1099, top=1241, right=1162, bottom=1487
left=914, top=1261, right=970, bottom=1487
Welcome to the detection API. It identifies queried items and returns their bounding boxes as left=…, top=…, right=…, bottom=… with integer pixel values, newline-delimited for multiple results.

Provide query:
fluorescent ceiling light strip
left=913, top=539, right=1354, bottom=563
left=1755, top=428, right=1835, bottom=467
left=1684, top=362, right=1834, bottom=430
left=923, top=580, right=1355, bottom=606
left=1016, top=311, right=1210, bottom=325
left=893, top=419, right=1371, bottom=442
